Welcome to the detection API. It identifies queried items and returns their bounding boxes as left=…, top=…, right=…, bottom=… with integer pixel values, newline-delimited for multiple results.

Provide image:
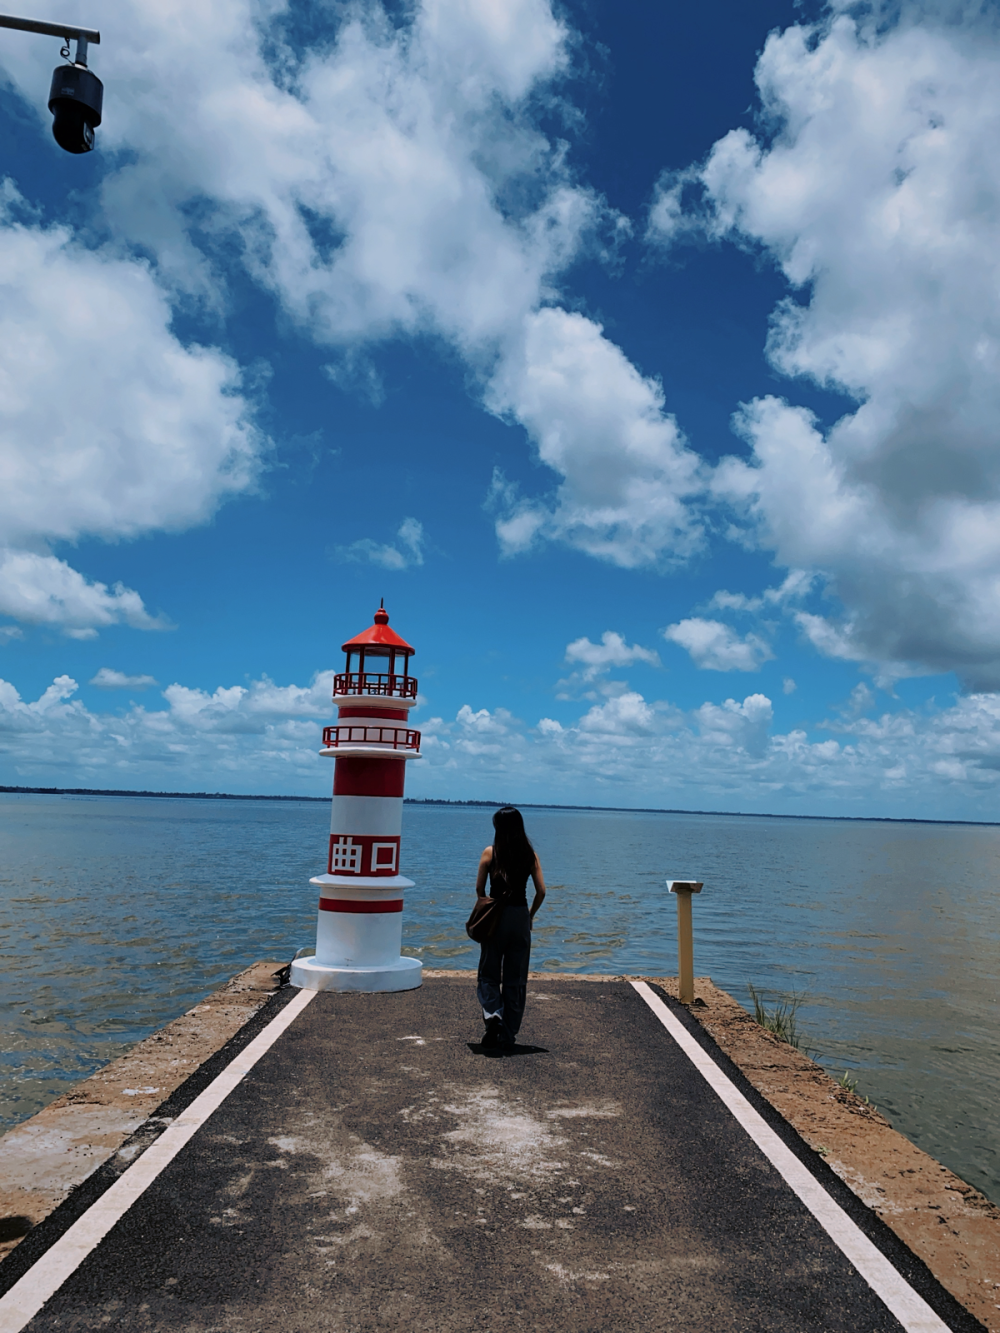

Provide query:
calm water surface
left=2, top=794, right=998, bottom=1202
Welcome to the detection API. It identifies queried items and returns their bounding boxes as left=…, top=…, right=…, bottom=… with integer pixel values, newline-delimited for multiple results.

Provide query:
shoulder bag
left=465, top=893, right=509, bottom=944
left=465, top=879, right=513, bottom=944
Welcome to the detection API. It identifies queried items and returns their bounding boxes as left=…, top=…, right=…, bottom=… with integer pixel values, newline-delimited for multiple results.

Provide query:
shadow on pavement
left=466, top=1042, right=549, bottom=1058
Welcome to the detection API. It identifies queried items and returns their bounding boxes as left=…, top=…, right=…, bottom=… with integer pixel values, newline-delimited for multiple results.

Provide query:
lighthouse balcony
left=320, top=724, right=422, bottom=759
left=334, top=671, right=417, bottom=704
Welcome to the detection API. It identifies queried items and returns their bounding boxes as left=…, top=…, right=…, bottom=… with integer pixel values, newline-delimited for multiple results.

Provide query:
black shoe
left=482, top=1016, right=502, bottom=1048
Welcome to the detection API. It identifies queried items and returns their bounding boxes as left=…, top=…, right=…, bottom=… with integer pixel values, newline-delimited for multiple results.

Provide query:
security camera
left=48, top=62, right=103, bottom=153
left=0, top=14, right=103, bottom=155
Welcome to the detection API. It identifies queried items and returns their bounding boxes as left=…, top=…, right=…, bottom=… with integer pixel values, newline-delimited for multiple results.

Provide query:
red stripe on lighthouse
left=318, top=898, right=404, bottom=913
left=337, top=704, right=408, bottom=721
left=333, top=758, right=406, bottom=797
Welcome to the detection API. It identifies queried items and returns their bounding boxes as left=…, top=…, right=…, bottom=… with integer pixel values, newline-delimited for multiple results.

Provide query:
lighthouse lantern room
left=290, top=602, right=423, bottom=992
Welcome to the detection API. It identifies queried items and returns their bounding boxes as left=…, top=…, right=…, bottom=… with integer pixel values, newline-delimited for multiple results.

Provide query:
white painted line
left=630, top=981, right=951, bottom=1333
left=0, top=987, right=316, bottom=1333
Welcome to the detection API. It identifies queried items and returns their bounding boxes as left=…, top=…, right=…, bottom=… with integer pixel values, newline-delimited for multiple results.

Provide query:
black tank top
left=488, top=849, right=530, bottom=906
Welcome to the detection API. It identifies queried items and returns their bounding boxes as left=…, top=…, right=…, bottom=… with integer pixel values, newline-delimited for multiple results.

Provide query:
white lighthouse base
left=293, top=872, right=421, bottom=992
left=290, top=953, right=422, bottom=992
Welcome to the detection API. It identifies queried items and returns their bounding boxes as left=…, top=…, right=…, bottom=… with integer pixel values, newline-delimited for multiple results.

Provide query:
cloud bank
left=4, top=656, right=1000, bottom=817
left=651, top=5, right=1000, bottom=687
left=0, top=671, right=335, bottom=788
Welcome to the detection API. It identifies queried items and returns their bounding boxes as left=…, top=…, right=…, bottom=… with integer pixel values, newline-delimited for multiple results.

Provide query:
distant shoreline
left=0, top=785, right=329, bottom=803
left=1, top=784, right=997, bottom=828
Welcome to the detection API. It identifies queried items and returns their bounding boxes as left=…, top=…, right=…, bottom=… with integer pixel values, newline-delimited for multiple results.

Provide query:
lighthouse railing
left=322, top=724, right=421, bottom=751
left=333, top=671, right=418, bottom=700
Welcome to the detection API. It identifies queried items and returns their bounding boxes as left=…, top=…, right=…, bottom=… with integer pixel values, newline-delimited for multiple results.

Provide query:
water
left=2, top=793, right=998, bottom=1203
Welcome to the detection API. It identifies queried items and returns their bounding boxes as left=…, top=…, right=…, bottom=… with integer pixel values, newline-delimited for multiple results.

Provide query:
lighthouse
left=290, top=603, right=423, bottom=992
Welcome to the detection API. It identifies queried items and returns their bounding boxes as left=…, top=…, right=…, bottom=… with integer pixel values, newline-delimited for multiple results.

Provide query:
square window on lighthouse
left=371, top=841, right=398, bottom=873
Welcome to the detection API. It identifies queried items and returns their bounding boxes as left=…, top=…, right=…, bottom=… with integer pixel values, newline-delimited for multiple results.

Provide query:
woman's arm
left=528, top=856, right=546, bottom=924
left=475, top=845, right=493, bottom=898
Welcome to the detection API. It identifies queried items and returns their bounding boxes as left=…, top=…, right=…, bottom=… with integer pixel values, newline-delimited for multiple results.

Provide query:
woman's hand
left=529, top=856, right=546, bottom=924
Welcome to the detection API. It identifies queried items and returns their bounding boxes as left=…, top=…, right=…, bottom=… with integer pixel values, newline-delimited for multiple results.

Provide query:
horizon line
left=1, top=785, right=996, bottom=829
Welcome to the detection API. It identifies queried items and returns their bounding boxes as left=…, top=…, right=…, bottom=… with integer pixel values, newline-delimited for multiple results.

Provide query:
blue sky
left=2, top=0, right=1000, bottom=818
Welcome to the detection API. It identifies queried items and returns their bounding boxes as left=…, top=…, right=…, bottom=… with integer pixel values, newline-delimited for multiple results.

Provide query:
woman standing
left=474, top=806, right=546, bottom=1051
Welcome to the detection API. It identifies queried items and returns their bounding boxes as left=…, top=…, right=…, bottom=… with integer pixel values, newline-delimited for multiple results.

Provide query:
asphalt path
left=8, top=978, right=979, bottom=1332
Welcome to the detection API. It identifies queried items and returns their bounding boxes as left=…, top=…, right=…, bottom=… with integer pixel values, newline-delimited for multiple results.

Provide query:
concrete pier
left=0, top=973, right=991, bottom=1333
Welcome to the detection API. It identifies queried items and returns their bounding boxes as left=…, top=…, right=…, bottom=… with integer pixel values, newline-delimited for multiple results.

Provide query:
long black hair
left=492, top=806, right=536, bottom=882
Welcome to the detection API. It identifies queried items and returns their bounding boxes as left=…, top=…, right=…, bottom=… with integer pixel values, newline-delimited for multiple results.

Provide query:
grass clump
left=747, top=983, right=805, bottom=1050
left=836, top=1068, right=878, bottom=1112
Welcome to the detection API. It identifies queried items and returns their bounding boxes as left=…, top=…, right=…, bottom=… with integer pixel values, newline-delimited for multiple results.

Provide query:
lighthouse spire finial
left=374, top=598, right=389, bottom=625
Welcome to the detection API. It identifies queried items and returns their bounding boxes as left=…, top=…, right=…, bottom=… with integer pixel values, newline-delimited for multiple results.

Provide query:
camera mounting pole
left=0, top=13, right=100, bottom=66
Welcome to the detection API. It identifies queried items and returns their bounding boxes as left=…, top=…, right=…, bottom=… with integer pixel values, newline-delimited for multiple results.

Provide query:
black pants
left=476, top=903, right=531, bottom=1046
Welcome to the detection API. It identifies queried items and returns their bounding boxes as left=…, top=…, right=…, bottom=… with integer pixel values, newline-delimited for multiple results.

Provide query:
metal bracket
left=0, top=12, right=100, bottom=66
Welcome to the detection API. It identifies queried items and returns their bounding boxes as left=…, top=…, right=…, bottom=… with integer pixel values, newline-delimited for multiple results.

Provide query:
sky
left=2, top=0, right=1000, bottom=818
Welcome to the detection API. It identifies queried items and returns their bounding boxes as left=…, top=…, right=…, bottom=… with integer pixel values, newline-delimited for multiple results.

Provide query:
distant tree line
left=0, top=785, right=326, bottom=802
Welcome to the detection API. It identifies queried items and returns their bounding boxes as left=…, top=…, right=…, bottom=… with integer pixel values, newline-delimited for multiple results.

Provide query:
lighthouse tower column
left=291, top=603, right=423, bottom=993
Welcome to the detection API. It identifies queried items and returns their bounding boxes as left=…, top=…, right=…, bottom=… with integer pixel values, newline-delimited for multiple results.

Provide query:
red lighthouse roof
left=341, top=602, right=414, bottom=655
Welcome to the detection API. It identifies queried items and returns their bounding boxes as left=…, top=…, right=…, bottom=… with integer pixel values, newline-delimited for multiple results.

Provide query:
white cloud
left=793, top=611, right=866, bottom=663
left=650, top=6, right=1000, bottom=687
left=564, top=631, right=660, bottom=681
left=841, top=682, right=875, bottom=719
left=664, top=618, right=773, bottom=672
left=0, top=551, right=167, bottom=640
left=324, top=351, right=386, bottom=407
left=0, top=185, right=262, bottom=635
left=646, top=171, right=696, bottom=249
left=692, top=693, right=774, bottom=759
left=707, top=590, right=762, bottom=614
left=707, top=572, right=813, bottom=615
left=454, top=703, right=520, bottom=758
left=0, top=0, right=704, bottom=575
left=90, top=669, right=158, bottom=690
left=335, top=517, right=426, bottom=570
left=0, top=195, right=261, bottom=549
left=486, top=309, right=705, bottom=567
left=782, top=677, right=797, bottom=695
left=578, top=691, right=657, bottom=736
